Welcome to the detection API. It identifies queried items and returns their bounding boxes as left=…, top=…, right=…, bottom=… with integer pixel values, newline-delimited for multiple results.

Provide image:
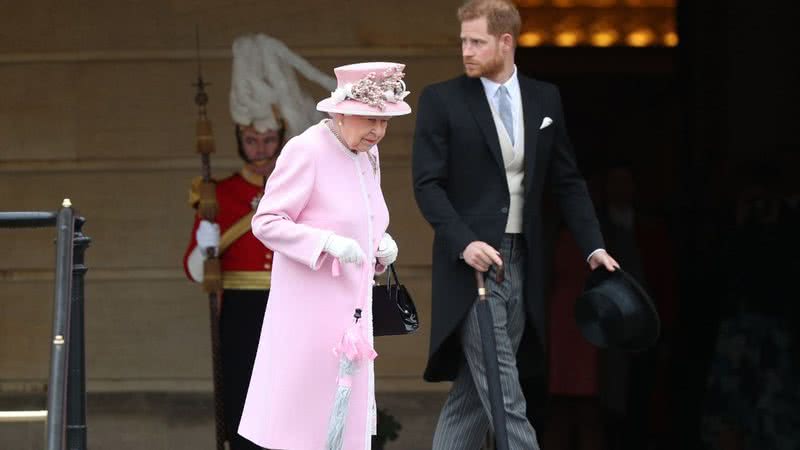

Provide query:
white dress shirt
left=478, top=66, right=606, bottom=263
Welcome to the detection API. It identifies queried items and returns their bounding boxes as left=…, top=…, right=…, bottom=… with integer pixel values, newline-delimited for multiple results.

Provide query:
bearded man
left=412, top=1, right=619, bottom=448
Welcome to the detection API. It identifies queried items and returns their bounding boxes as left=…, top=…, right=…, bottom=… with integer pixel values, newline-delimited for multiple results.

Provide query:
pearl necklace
left=325, top=120, right=378, bottom=176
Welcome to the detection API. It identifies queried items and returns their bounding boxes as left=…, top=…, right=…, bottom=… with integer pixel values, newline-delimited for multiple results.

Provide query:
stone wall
left=1, top=0, right=466, bottom=393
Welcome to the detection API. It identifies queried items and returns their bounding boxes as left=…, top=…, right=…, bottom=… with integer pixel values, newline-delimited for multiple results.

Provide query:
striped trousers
left=432, top=234, right=541, bottom=450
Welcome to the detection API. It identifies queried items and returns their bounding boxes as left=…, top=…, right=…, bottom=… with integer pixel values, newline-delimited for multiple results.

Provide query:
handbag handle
left=376, top=263, right=401, bottom=288
left=386, top=263, right=401, bottom=287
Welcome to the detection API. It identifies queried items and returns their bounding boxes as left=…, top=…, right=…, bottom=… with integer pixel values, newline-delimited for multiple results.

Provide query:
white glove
left=375, top=233, right=398, bottom=266
left=195, top=220, right=220, bottom=255
left=324, top=234, right=365, bottom=265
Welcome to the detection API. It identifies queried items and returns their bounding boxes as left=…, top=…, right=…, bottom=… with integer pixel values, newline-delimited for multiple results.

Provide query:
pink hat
left=316, top=62, right=411, bottom=117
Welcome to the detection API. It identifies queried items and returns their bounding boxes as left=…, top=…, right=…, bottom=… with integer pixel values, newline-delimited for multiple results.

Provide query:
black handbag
left=372, top=264, right=419, bottom=336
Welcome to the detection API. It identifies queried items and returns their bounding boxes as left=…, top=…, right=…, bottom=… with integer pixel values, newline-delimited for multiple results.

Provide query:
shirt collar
left=480, top=65, right=520, bottom=102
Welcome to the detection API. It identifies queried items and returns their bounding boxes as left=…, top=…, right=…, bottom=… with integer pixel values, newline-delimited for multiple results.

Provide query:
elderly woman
left=238, top=62, right=411, bottom=450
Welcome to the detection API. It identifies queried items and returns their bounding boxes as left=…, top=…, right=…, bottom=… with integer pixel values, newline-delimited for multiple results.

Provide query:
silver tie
left=497, top=85, right=514, bottom=145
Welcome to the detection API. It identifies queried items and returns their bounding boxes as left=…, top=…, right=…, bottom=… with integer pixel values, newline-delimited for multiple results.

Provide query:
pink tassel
left=333, top=322, right=377, bottom=362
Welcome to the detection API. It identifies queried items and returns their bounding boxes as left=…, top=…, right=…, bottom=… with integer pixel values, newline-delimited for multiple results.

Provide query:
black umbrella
left=475, top=265, right=510, bottom=450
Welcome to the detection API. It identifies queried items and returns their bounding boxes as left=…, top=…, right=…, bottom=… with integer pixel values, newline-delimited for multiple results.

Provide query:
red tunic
left=183, top=172, right=273, bottom=289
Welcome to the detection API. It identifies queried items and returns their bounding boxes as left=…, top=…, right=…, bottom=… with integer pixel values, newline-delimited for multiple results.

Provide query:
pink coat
left=239, top=121, right=389, bottom=450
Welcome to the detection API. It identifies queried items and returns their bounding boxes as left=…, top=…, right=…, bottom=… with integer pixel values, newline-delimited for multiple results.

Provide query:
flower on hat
left=330, top=66, right=409, bottom=111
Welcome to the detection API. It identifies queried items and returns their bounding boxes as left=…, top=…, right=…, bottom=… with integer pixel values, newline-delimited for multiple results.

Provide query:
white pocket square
left=539, top=117, right=553, bottom=130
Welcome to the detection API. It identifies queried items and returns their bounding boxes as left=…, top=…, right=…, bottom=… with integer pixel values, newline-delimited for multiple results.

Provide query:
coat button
left=263, top=263, right=271, bottom=269
left=265, top=253, right=272, bottom=260
left=501, top=207, right=509, bottom=213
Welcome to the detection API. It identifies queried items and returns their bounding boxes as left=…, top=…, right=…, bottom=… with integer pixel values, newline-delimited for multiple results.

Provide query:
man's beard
left=463, top=52, right=504, bottom=79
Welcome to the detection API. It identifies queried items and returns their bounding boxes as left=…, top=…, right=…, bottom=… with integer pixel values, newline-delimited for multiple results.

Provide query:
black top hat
left=574, top=268, right=660, bottom=352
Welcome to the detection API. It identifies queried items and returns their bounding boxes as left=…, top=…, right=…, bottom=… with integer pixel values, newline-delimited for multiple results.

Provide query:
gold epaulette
left=222, top=271, right=271, bottom=290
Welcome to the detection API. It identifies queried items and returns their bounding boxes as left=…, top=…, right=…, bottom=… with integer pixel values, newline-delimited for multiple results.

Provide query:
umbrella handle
left=475, top=271, right=487, bottom=301
left=474, top=262, right=504, bottom=302
left=495, top=263, right=505, bottom=283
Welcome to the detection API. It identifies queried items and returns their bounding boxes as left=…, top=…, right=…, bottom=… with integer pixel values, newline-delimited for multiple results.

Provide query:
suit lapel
left=463, top=76, right=505, bottom=171
left=520, top=76, right=543, bottom=196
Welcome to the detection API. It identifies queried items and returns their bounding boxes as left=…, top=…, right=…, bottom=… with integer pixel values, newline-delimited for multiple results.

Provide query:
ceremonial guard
left=183, top=33, right=334, bottom=449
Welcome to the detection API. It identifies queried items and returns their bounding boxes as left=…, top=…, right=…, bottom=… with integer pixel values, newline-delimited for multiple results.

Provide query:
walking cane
left=475, top=264, right=510, bottom=450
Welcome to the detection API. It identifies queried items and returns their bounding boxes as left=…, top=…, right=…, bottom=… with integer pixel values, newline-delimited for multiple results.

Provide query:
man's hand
left=588, top=249, right=620, bottom=271
left=462, top=241, right=503, bottom=272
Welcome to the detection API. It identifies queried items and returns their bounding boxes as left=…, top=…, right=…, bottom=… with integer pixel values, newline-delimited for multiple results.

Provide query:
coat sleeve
left=372, top=146, right=389, bottom=275
left=547, top=85, right=605, bottom=258
left=251, top=137, right=333, bottom=270
left=412, top=85, right=478, bottom=260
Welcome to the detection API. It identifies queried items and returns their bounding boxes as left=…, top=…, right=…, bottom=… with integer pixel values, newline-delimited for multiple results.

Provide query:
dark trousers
left=220, top=289, right=269, bottom=450
left=432, top=234, right=541, bottom=450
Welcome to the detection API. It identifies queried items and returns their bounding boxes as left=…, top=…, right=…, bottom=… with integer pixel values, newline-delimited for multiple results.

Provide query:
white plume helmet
left=229, top=34, right=336, bottom=137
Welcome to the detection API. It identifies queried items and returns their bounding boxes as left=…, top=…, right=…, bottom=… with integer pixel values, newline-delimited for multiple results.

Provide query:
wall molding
left=0, top=154, right=411, bottom=174
left=0, top=377, right=449, bottom=394
left=0, top=264, right=431, bottom=283
left=0, top=46, right=458, bottom=66
left=0, top=157, right=240, bottom=174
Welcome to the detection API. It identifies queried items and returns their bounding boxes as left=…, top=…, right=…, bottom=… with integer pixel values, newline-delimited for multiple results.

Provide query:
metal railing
left=0, top=199, right=90, bottom=450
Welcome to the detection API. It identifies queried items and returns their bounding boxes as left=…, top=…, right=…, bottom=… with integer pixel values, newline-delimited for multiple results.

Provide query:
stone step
left=0, top=391, right=449, bottom=450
